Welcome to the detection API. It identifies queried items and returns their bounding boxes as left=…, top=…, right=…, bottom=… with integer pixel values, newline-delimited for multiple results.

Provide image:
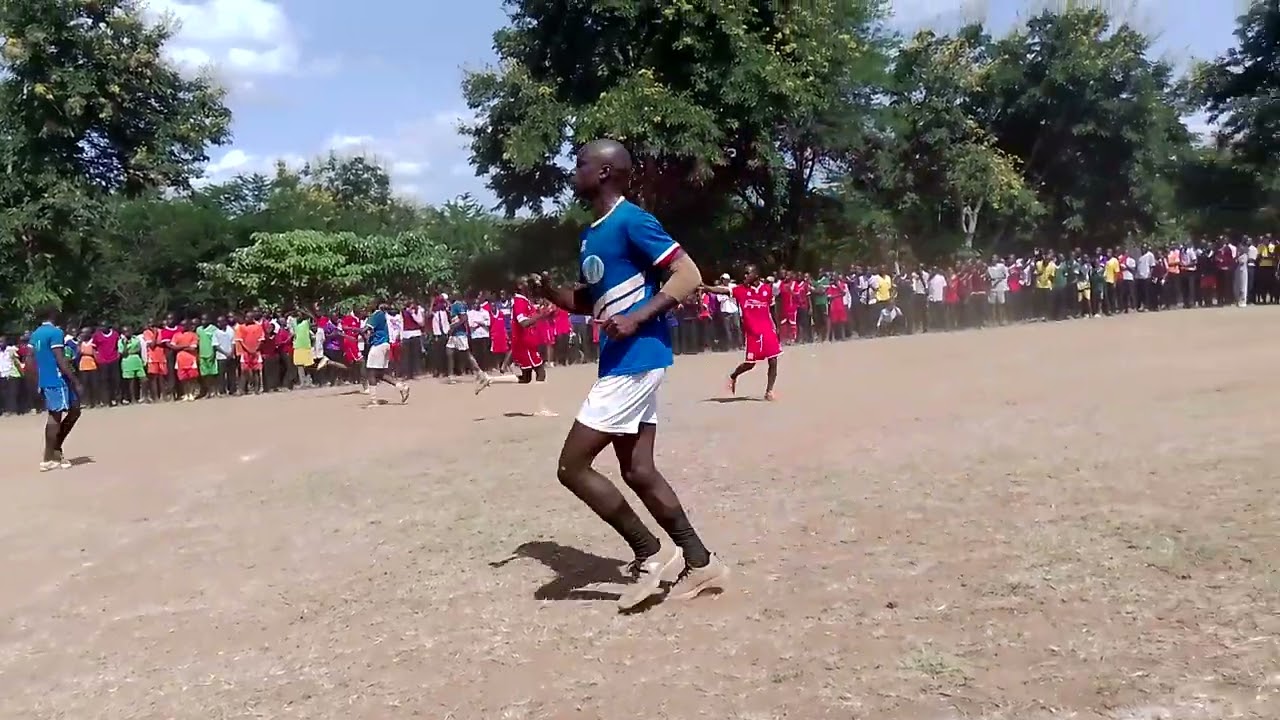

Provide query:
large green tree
left=1194, top=0, right=1280, bottom=167
left=0, top=0, right=231, bottom=322
left=871, top=27, right=1041, bottom=257
left=462, top=0, right=892, bottom=265
left=977, top=9, right=1191, bottom=242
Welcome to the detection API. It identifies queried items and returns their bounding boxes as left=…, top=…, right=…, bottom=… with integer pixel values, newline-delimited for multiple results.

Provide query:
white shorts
left=446, top=335, right=469, bottom=352
left=576, top=368, right=665, bottom=435
left=988, top=289, right=1007, bottom=304
left=366, top=342, right=391, bottom=370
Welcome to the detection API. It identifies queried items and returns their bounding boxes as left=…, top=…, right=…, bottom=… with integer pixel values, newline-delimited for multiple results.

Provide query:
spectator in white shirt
left=716, top=273, right=741, bottom=350
left=466, top=301, right=492, bottom=370
left=926, top=269, right=947, bottom=331
left=987, top=256, right=1009, bottom=325
left=429, top=296, right=451, bottom=378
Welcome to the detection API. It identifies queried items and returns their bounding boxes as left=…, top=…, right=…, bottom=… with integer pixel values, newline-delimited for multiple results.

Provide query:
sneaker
left=475, top=372, right=493, bottom=396
left=397, top=383, right=411, bottom=404
left=38, top=461, right=59, bottom=472
left=617, top=544, right=683, bottom=611
left=667, top=554, right=730, bottom=601
left=55, top=451, right=71, bottom=469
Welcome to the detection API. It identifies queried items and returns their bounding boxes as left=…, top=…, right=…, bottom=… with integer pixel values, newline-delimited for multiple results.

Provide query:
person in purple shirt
left=92, top=323, right=122, bottom=406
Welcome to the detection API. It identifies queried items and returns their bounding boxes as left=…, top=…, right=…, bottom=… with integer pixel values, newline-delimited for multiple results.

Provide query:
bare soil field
left=2, top=307, right=1278, bottom=720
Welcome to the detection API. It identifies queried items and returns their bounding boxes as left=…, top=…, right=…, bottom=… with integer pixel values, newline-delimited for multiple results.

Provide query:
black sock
left=603, top=504, right=660, bottom=560
left=655, top=508, right=711, bottom=568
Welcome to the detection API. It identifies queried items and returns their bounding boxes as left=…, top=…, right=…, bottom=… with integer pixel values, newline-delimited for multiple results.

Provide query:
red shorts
left=389, top=342, right=402, bottom=364
left=511, top=345, right=543, bottom=370
left=239, top=353, right=263, bottom=371
left=744, top=331, right=781, bottom=363
left=177, top=366, right=199, bottom=381
left=830, top=302, right=848, bottom=323
left=780, top=309, right=798, bottom=325
left=490, top=335, right=509, bottom=354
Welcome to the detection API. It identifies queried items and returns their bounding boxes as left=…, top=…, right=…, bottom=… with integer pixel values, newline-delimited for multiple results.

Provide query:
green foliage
left=200, top=229, right=456, bottom=311
left=1193, top=0, right=1280, bottom=168
left=462, top=0, right=893, bottom=262
left=0, top=0, right=230, bottom=323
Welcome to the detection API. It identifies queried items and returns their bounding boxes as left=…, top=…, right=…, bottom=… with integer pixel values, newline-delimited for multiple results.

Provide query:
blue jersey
left=365, top=310, right=389, bottom=346
left=30, top=322, right=68, bottom=389
left=449, top=301, right=468, bottom=337
left=579, top=199, right=681, bottom=378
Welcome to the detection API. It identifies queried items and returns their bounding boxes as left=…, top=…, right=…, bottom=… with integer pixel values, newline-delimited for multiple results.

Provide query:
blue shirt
left=579, top=199, right=680, bottom=377
left=449, top=301, right=468, bottom=337
left=365, top=310, right=389, bottom=346
left=31, top=322, right=68, bottom=389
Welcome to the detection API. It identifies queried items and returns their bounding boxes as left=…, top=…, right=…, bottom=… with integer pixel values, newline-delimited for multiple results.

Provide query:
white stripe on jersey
left=653, top=243, right=680, bottom=266
left=593, top=272, right=644, bottom=318
left=598, top=285, right=646, bottom=321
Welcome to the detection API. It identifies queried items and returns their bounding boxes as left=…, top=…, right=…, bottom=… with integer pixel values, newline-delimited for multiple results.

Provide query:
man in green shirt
left=197, top=315, right=218, bottom=398
left=290, top=313, right=313, bottom=387
left=118, top=327, right=146, bottom=404
left=1051, top=253, right=1071, bottom=320
left=810, top=273, right=830, bottom=342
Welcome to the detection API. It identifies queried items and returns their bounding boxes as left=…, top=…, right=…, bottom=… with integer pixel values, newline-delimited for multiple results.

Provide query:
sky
left=147, top=0, right=1250, bottom=206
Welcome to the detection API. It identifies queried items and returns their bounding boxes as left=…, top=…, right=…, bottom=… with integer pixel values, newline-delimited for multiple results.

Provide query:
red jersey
left=511, top=294, right=539, bottom=351
left=732, top=282, right=776, bottom=337
left=779, top=281, right=797, bottom=312
left=792, top=281, right=811, bottom=309
left=553, top=308, right=571, bottom=335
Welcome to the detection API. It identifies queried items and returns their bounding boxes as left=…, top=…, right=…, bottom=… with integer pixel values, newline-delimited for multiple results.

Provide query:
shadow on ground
left=490, top=540, right=629, bottom=602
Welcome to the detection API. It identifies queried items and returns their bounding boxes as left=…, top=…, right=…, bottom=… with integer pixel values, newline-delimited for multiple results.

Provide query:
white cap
left=766, top=275, right=776, bottom=283
left=720, top=273, right=731, bottom=281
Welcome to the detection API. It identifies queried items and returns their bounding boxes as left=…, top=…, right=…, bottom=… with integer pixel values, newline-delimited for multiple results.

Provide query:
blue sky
left=149, top=0, right=1249, bottom=206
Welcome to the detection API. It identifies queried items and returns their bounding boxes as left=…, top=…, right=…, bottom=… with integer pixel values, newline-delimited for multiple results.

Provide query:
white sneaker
left=617, top=545, right=683, bottom=611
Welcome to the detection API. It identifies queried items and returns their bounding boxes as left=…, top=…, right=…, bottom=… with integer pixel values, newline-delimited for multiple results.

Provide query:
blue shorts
left=42, top=384, right=79, bottom=413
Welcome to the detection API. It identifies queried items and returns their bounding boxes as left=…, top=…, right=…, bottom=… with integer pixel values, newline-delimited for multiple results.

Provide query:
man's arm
left=619, top=253, right=703, bottom=327
left=51, top=342, right=83, bottom=396
left=531, top=273, right=593, bottom=316
left=701, top=283, right=732, bottom=294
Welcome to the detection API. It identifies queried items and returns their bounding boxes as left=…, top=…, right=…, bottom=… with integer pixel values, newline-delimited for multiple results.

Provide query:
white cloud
left=325, top=134, right=375, bottom=151
left=205, top=148, right=252, bottom=174
left=198, top=110, right=484, bottom=203
left=145, top=0, right=310, bottom=79
left=391, top=161, right=426, bottom=177
left=1184, top=111, right=1218, bottom=145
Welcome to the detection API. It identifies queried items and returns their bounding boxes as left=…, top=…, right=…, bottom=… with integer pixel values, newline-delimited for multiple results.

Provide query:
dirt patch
left=2, top=308, right=1278, bottom=719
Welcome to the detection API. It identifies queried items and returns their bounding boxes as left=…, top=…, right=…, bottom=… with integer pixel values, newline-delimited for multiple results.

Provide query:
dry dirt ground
left=2, top=308, right=1278, bottom=720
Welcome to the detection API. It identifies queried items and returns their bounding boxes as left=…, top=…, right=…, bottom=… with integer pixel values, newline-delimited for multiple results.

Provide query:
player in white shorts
left=529, top=139, right=728, bottom=613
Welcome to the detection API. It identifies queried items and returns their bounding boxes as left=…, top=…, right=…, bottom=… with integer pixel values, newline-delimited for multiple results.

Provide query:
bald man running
left=530, top=139, right=729, bottom=610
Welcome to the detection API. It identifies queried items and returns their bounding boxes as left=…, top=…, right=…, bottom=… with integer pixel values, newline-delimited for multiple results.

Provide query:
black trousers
left=0, top=376, right=20, bottom=415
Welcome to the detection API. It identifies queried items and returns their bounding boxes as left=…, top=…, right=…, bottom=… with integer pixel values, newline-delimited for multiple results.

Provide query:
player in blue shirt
left=360, top=303, right=409, bottom=406
left=531, top=139, right=728, bottom=610
left=30, top=306, right=85, bottom=471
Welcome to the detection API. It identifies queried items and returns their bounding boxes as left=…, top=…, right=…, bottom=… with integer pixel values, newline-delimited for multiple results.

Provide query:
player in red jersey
left=474, top=276, right=557, bottom=415
left=703, top=264, right=780, bottom=400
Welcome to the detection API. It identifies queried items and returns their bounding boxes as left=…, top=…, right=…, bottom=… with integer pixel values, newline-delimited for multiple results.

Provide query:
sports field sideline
left=1, top=307, right=1277, bottom=720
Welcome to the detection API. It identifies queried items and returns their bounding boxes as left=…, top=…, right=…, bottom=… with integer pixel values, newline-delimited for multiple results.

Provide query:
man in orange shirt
left=172, top=319, right=201, bottom=401
left=235, top=310, right=265, bottom=394
left=142, top=322, right=167, bottom=403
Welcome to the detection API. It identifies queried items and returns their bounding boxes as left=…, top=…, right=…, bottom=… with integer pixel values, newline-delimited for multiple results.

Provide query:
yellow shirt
left=1260, top=242, right=1275, bottom=267
left=1104, top=257, right=1119, bottom=283
left=1035, top=260, right=1056, bottom=290
left=874, top=274, right=892, bottom=303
